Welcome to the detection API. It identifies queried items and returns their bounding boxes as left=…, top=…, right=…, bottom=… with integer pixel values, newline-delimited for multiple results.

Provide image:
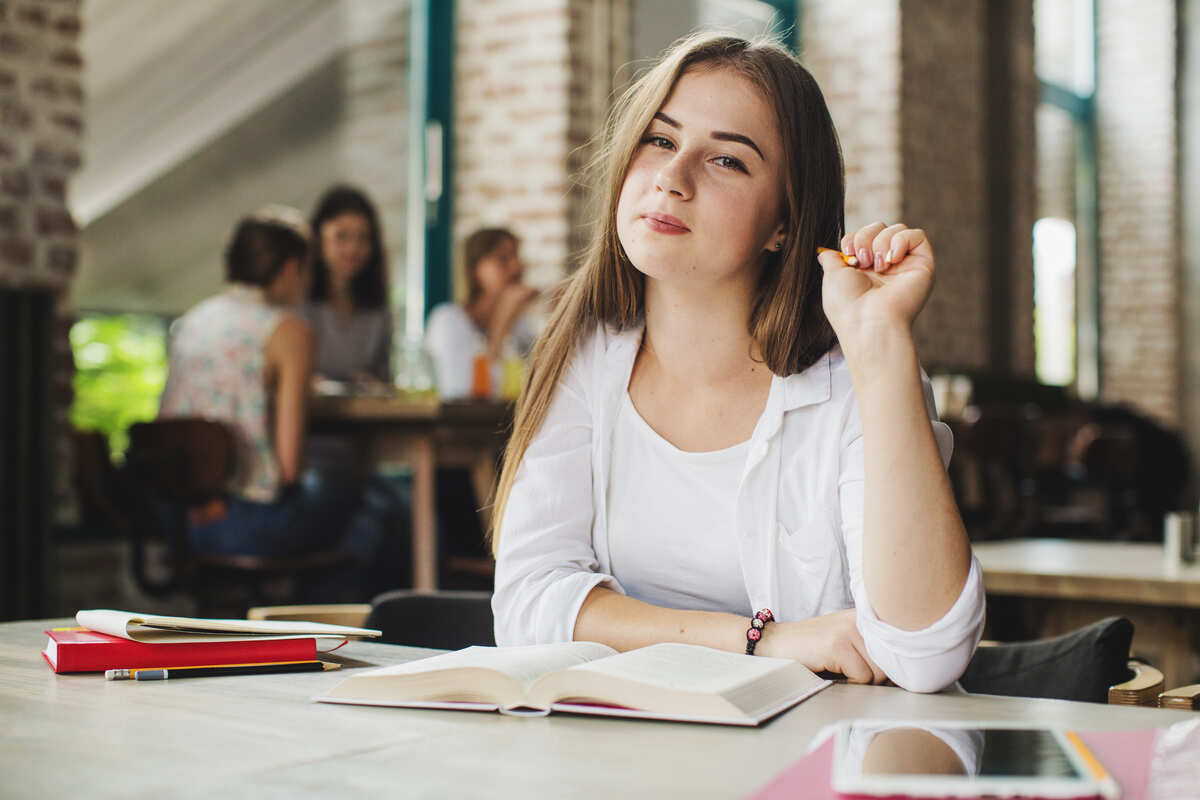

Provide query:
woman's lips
left=641, top=213, right=690, bottom=234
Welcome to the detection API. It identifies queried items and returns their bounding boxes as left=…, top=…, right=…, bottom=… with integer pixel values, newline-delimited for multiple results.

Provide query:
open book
left=316, top=641, right=831, bottom=726
left=76, top=609, right=381, bottom=648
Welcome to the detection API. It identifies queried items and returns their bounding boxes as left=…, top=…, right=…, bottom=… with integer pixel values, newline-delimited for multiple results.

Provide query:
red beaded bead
left=745, top=608, right=775, bottom=655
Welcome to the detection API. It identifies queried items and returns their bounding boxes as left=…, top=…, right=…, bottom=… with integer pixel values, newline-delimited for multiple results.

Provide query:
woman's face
left=616, top=66, right=786, bottom=290
left=319, top=211, right=373, bottom=286
left=473, top=236, right=523, bottom=298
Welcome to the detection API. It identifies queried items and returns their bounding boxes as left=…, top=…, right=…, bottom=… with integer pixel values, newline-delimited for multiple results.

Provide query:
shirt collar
left=604, top=322, right=833, bottom=411
left=781, top=349, right=833, bottom=410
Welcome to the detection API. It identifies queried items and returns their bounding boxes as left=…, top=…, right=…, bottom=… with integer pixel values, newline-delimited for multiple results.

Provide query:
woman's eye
left=642, top=135, right=673, bottom=149
left=713, top=155, right=747, bottom=172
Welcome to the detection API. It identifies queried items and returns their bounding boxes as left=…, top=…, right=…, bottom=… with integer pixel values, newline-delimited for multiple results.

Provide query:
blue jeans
left=189, top=471, right=410, bottom=601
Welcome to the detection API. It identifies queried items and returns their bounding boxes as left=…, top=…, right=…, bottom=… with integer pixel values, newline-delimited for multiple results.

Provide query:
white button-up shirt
left=493, top=323, right=985, bottom=692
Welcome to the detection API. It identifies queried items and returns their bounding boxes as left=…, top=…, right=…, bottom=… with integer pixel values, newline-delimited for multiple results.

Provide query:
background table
left=974, top=538, right=1200, bottom=688
left=308, top=397, right=510, bottom=590
left=2, top=619, right=1191, bottom=799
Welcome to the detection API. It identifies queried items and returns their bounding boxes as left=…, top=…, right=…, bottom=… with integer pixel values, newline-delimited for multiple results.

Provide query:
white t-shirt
left=424, top=303, right=535, bottom=399
left=493, top=323, right=986, bottom=693
left=607, top=392, right=752, bottom=614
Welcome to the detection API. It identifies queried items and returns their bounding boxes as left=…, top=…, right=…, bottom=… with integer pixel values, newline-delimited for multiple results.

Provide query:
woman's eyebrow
left=652, top=112, right=765, bottom=162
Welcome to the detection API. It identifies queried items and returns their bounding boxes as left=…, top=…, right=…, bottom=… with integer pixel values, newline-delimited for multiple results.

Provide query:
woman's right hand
left=757, top=609, right=888, bottom=684
left=487, top=283, right=540, bottom=355
left=495, top=282, right=539, bottom=320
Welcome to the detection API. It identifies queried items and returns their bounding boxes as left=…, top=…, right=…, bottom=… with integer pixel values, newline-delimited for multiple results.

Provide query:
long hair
left=307, top=184, right=388, bottom=310
left=491, top=33, right=846, bottom=549
left=462, top=227, right=518, bottom=304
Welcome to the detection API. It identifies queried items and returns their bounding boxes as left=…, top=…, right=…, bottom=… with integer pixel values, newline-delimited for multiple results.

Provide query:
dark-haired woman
left=158, top=206, right=388, bottom=599
left=303, top=185, right=392, bottom=385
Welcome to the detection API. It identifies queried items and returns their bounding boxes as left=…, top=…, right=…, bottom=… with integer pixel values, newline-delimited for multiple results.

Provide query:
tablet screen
left=972, top=728, right=1080, bottom=777
left=834, top=721, right=1107, bottom=798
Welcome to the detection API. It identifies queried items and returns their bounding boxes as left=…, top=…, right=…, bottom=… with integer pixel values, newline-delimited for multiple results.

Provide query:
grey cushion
left=959, top=616, right=1133, bottom=703
left=366, top=589, right=495, bottom=650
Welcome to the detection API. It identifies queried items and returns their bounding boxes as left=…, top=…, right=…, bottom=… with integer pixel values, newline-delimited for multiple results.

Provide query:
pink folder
left=750, top=728, right=1161, bottom=800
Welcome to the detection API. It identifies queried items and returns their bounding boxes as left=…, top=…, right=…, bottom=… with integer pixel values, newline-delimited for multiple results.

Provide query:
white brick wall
left=802, top=0, right=902, bottom=232
left=454, top=0, right=573, bottom=295
left=1096, top=0, right=1178, bottom=423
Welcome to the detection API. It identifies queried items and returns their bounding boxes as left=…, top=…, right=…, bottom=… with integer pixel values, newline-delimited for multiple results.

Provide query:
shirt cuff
left=502, top=570, right=625, bottom=646
left=856, top=556, right=986, bottom=692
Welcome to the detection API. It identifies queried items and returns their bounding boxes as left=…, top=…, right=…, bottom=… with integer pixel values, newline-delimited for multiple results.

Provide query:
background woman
left=303, top=185, right=392, bottom=385
left=490, top=34, right=985, bottom=693
left=425, top=227, right=538, bottom=399
left=159, top=207, right=388, bottom=598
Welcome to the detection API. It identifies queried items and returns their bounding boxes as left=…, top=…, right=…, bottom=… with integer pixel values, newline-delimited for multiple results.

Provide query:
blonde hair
left=491, top=33, right=846, bottom=551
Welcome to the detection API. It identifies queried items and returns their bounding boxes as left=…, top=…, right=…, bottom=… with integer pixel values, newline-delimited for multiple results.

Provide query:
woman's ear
left=764, top=222, right=787, bottom=254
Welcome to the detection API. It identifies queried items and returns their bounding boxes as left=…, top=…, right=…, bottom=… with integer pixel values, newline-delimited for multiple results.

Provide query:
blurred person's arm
left=367, top=310, right=392, bottom=383
left=266, top=315, right=315, bottom=484
left=486, top=284, right=539, bottom=359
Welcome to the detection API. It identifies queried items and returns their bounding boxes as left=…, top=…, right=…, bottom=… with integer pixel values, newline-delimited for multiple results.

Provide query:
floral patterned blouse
left=159, top=284, right=286, bottom=503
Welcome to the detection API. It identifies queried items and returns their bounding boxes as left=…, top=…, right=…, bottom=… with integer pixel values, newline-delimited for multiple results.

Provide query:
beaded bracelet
left=745, top=608, right=775, bottom=655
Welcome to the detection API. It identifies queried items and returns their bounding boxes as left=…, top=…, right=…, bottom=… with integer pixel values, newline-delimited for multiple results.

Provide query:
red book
left=42, top=628, right=318, bottom=673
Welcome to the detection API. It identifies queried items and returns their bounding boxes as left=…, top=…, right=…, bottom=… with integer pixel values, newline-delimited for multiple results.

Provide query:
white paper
left=76, top=609, right=380, bottom=645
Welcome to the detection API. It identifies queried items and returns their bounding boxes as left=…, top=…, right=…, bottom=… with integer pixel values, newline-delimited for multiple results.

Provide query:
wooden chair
left=121, top=418, right=350, bottom=615
left=1108, top=660, right=1164, bottom=706
left=1157, top=684, right=1200, bottom=711
left=70, top=430, right=130, bottom=536
left=963, top=615, right=1197, bottom=709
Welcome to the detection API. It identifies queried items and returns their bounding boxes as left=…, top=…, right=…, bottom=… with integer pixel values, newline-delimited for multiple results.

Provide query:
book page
left=558, top=642, right=789, bottom=695
left=76, top=609, right=379, bottom=643
left=347, top=642, right=616, bottom=688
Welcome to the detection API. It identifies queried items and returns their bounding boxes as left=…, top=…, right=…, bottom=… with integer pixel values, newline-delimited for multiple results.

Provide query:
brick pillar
left=0, top=0, right=83, bottom=512
left=0, top=0, right=85, bottom=616
left=453, top=0, right=628, bottom=296
left=454, top=0, right=572, bottom=294
left=1095, top=0, right=1179, bottom=424
left=804, top=0, right=1036, bottom=375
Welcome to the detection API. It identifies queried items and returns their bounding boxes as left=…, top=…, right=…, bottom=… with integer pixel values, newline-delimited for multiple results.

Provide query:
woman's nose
left=653, top=155, right=694, bottom=200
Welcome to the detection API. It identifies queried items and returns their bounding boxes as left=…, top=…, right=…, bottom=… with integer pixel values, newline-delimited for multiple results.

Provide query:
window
left=1033, top=0, right=1097, bottom=394
left=70, top=314, right=168, bottom=459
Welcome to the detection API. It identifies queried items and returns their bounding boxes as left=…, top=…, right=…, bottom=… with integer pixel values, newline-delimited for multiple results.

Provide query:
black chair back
left=366, top=590, right=495, bottom=650
left=960, top=616, right=1134, bottom=703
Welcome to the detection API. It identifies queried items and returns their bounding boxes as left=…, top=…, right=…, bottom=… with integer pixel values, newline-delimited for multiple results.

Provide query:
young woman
left=303, top=185, right=392, bottom=385
left=490, top=34, right=985, bottom=693
left=424, top=227, right=538, bottom=398
left=159, top=207, right=388, bottom=598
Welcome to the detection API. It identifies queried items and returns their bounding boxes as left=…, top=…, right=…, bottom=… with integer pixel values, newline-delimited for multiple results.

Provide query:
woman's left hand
left=818, top=222, right=934, bottom=349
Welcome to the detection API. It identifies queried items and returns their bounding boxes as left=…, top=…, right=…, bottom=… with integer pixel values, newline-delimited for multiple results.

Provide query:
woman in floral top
left=159, top=207, right=402, bottom=599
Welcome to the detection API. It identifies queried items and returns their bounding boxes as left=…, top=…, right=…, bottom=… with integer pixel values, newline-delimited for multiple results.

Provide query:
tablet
left=831, top=720, right=1119, bottom=799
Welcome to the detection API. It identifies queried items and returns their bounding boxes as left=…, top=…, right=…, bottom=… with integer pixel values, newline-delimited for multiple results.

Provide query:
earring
left=774, top=241, right=784, bottom=251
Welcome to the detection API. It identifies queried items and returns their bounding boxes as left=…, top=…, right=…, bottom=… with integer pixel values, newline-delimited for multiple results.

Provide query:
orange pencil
left=817, top=247, right=859, bottom=267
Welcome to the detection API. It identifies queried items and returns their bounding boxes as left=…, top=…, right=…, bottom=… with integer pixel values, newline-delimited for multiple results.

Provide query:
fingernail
left=858, top=248, right=870, bottom=267
left=888, top=248, right=898, bottom=263
left=875, top=252, right=885, bottom=271
left=843, top=241, right=854, bottom=257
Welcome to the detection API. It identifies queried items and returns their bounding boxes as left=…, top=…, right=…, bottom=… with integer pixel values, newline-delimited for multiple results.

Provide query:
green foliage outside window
left=70, top=314, right=168, bottom=460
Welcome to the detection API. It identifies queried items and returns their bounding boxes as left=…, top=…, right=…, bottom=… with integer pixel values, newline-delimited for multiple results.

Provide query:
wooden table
left=308, top=397, right=511, bottom=591
left=2, top=619, right=1192, bottom=799
left=974, top=538, right=1200, bottom=687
